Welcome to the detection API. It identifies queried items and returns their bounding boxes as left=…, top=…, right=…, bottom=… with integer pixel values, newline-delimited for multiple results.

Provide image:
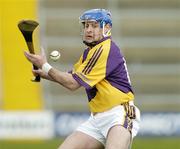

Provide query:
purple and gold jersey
left=72, top=37, right=134, bottom=112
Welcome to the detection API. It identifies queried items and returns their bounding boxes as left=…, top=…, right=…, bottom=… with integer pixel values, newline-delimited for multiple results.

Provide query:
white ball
left=50, top=50, right=61, bottom=61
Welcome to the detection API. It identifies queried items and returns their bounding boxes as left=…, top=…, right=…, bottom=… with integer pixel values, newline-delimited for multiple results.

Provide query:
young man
left=24, top=9, right=140, bottom=149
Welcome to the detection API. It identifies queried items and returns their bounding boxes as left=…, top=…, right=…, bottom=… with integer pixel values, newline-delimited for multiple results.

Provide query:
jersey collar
left=86, top=36, right=111, bottom=49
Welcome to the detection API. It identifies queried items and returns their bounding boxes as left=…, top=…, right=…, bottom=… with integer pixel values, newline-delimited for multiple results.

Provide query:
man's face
left=82, top=21, right=103, bottom=43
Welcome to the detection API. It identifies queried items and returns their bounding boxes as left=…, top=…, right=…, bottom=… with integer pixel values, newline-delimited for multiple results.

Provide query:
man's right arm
left=33, top=67, right=81, bottom=91
left=47, top=67, right=81, bottom=91
left=24, top=50, right=81, bottom=91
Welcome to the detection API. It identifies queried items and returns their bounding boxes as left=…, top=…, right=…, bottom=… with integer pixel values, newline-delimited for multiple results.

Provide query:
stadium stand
left=39, top=0, right=180, bottom=112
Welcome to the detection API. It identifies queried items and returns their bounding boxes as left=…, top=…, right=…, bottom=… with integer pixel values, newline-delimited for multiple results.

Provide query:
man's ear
left=105, top=24, right=111, bottom=34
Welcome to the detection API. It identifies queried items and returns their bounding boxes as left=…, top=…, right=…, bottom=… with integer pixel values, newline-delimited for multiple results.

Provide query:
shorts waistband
left=92, top=101, right=134, bottom=116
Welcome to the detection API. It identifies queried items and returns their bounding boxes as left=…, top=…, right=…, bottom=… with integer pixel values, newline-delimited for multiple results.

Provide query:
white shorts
left=76, top=104, right=141, bottom=146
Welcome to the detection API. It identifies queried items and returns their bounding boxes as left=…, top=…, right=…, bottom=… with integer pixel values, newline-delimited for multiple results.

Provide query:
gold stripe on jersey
left=82, top=49, right=98, bottom=74
left=85, top=47, right=103, bottom=75
left=82, top=48, right=98, bottom=74
left=82, top=45, right=103, bottom=75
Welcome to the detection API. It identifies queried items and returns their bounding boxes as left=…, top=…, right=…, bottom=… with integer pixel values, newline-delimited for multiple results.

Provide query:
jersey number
left=123, top=58, right=131, bottom=85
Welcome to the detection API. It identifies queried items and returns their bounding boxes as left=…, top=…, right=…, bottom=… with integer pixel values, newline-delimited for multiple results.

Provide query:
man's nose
left=86, top=26, right=93, bottom=32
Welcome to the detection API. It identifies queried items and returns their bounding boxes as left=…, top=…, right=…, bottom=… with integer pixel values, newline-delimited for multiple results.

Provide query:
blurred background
left=0, top=0, right=180, bottom=148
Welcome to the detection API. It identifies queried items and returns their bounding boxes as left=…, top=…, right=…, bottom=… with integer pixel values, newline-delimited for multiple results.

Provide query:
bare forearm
left=48, top=68, right=81, bottom=91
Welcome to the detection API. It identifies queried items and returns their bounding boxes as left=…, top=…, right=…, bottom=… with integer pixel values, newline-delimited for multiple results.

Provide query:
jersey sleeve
left=72, top=44, right=110, bottom=89
left=106, top=41, right=124, bottom=76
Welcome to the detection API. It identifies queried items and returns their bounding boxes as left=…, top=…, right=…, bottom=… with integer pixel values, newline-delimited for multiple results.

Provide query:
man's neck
left=84, top=36, right=111, bottom=48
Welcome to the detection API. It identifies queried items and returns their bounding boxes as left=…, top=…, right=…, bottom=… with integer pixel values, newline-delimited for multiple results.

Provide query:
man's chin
left=83, top=40, right=98, bottom=47
left=84, top=39, right=93, bottom=43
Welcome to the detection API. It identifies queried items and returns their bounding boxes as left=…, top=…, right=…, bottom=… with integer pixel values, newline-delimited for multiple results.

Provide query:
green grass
left=0, top=137, right=180, bottom=149
left=132, top=137, right=180, bottom=149
left=0, top=138, right=62, bottom=149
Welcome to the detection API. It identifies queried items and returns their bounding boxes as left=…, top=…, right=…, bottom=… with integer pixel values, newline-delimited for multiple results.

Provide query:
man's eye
left=85, top=24, right=89, bottom=28
left=92, top=24, right=98, bottom=28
